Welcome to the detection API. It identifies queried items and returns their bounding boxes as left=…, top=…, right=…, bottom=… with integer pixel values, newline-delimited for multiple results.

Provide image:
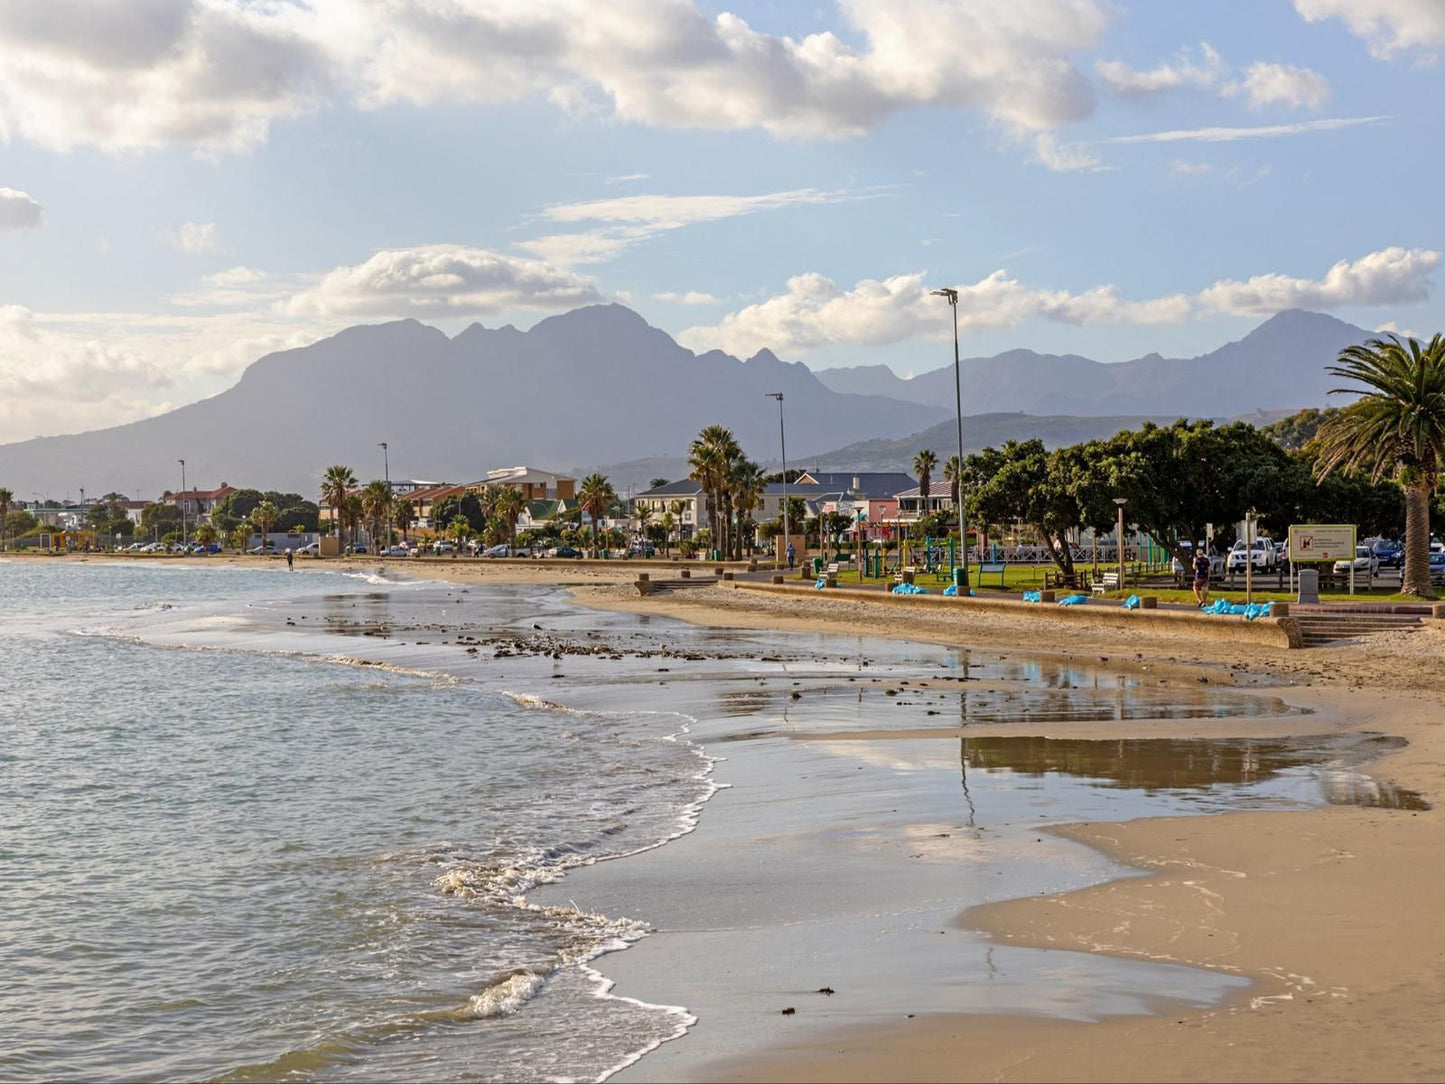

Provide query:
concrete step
left=1295, top=613, right=1421, bottom=646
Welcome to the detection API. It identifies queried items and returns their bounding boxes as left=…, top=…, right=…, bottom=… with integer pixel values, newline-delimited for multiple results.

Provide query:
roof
left=165, top=484, right=236, bottom=502
left=894, top=486, right=954, bottom=501
left=477, top=467, right=576, bottom=486
left=404, top=484, right=464, bottom=503
left=795, top=472, right=917, bottom=499
left=636, top=479, right=705, bottom=497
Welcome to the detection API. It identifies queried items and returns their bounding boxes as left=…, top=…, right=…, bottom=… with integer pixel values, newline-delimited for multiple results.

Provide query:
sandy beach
left=48, top=553, right=1445, bottom=1081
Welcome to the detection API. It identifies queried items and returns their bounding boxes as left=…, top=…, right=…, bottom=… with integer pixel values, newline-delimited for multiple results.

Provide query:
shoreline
left=560, top=577, right=1445, bottom=1081
left=34, top=554, right=1445, bottom=1080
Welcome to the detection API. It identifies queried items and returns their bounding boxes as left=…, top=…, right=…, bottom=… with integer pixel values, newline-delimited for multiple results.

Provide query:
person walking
left=286, top=547, right=294, bottom=571
left=1192, top=547, right=1212, bottom=607
left=786, top=541, right=795, bottom=569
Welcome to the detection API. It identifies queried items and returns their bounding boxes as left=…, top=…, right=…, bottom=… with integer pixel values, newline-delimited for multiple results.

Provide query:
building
left=757, top=472, right=915, bottom=540
left=469, top=467, right=576, bottom=502
left=894, top=485, right=954, bottom=524
left=631, top=480, right=707, bottom=537
left=162, top=483, right=236, bottom=522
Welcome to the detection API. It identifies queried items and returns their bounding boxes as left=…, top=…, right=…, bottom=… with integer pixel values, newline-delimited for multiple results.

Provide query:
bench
left=976, top=562, right=1006, bottom=588
left=1092, top=571, right=1122, bottom=595
left=893, top=564, right=917, bottom=585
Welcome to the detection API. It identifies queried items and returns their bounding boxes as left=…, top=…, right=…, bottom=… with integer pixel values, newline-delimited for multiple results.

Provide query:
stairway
left=1293, top=611, right=1423, bottom=648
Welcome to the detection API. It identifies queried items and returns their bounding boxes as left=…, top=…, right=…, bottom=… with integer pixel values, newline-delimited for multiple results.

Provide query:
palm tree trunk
left=1403, top=480, right=1434, bottom=598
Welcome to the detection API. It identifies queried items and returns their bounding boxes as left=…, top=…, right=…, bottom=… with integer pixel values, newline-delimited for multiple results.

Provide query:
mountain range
left=0, top=305, right=1371, bottom=498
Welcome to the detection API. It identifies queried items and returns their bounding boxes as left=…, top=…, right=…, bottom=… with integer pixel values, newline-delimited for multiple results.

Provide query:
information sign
left=1287, top=524, right=1356, bottom=562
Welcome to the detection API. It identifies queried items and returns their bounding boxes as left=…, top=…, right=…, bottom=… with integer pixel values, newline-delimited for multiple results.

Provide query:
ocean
left=0, top=560, right=1420, bottom=1082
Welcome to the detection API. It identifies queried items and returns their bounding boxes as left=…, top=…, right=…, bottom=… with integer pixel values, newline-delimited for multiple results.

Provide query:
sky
left=1, top=0, right=1442, bottom=443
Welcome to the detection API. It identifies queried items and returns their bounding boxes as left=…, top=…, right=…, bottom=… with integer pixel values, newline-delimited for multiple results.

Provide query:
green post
left=953, top=567, right=965, bottom=593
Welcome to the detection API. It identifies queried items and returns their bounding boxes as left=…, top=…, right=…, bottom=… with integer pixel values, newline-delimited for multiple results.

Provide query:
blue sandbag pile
left=1202, top=598, right=1274, bottom=620
left=815, top=577, right=827, bottom=590
left=891, top=583, right=931, bottom=595
left=1021, top=590, right=1042, bottom=603
left=1123, top=594, right=1142, bottom=610
left=1058, top=594, right=1090, bottom=606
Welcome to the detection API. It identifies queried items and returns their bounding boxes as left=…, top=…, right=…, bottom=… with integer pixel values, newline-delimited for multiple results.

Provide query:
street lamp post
left=379, top=441, right=391, bottom=549
left=930, top=287, right=968, bottom=589
left=178, top=459, right=187, bottom=547
left=1245, top=509, right=1256, bottom=606
left=767, top=393, right=788, bottom=572
left=1113, top=498, right=1128, bottom=591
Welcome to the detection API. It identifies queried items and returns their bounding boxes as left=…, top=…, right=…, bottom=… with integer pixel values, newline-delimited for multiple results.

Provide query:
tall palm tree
left=730, top=459, right=767, bottom=559
left=361, top=480, right=392, bottom=552
left=321, top=465, right=357, bottom=546
left=634, top=501, right=653, bottom=550
left=668, top=499, right=687, bottom=549
left=0, top=486, right=11, bottom=551
left=942, top=455, right=963, bottom=527
left=393, top=498, right=415, bottom=541
left=660, top=510, right=675, bottom=556
left=344, top=494, right=365, bottom=551
left=912, top=449, right=937, bottom=539
left=494, top=485, right=526, bottom=555
left=578, top=472, right=617, bottom=558
left=1314, top=334, right=1445, bottom=598
left=689, top=425, right=741, bottom=558
left=251, top=500, right=279, bottom=546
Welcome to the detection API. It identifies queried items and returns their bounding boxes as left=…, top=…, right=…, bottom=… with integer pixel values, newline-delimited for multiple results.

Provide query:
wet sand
left=565, top=579, right=1445, bottom=1082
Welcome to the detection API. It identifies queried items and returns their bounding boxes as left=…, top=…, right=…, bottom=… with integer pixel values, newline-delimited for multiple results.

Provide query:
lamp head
left=931, top=287, right=959, bottom=304
left=1112, top=497, right=1128, bottom=507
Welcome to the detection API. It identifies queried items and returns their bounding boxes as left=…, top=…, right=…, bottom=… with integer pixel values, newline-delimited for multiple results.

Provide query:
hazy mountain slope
left=814, top=310, right=1371, bottom=416
left=0, top=305, right=948, bottom=497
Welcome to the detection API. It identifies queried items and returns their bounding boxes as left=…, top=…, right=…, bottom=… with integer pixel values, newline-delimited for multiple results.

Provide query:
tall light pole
left=379, top=441, right=391, bottom=549
left=931, top=287, right=968, bottom=589
left=178, top=459, right=187, bottom=547
left=1113, top=497, right=1128, bottom=591
left=767, top=393, right=788, bottom=572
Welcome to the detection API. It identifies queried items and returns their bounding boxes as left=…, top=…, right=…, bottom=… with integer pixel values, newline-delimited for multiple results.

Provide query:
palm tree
left=344, top=494, right=365, bottom=551
left=730, top=459, right=767, bottom=558
left=578, top=472, right=617, bottom=558
left=194, top=522, right=219, bottom=549
left=660, top=510, right=675, bottom=556
left=321, top=465, right=356, bottom=547
left=942, top=455, right=963, bottom=527
left=251, top=500, right=279, bottom=546
left=912, top=449, right=937, bottom=540
left=393, top=498, right=415, bottom=541
left=1315, top=334, right=1445, bottom=598
left=668, top=499, right=687, bottom=549
left=634, top=501, right=653, bottom=549
left=0, top=486, right=11, bottom=551
left=689, top=425, right=741, bottom=558
left=494, top=485, right=526, bottom=555
left=361, top=480, right=392, bottom=552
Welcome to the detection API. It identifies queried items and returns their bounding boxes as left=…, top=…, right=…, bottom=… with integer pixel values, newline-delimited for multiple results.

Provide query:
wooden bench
left=976, top=562, right=1006, bottom=588
left=1092, top=571, right=1122, bottom=595
left=892, top=564, right=917, bottom=585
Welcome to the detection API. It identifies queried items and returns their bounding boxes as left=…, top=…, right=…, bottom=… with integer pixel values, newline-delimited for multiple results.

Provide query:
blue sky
left=0, top=0, right=1441, bottom=441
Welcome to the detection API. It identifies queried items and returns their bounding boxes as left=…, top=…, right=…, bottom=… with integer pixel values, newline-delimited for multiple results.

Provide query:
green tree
left=942, top=455, right=963, bottom=526
left=6, top=508, right=38, bottom=539
left=729, top=458, right=767, bottom=558
left=649, top=477, right=671, bottom=490
left=140, top=502, right=182, bottom=541
left=494, top=485, right=526, bottom=555
left=578, top=472, right=617, bottom=557
left=911, top=449, right=937, bottom=539
left=344, top=494, right=364, bottom=550
left=393, top=498, right=415, bottom=541
left=1314, top=334, right=1445, bottom=597
left=193, top=522, right=219, bottom=549
left=967, top=440, right=1088, bottom=580
left=251, top=500, right=279, bottom=544
left=432, top=493, right=486, bottom=535
left=361, top=480, right=393, bottom=550
left=321, top=466, right=357, bottom=546
left=447, top=514, right=470, bottom=555
left=0, top=487, right=12, bottom=550
left=1260, top=407, right=1339, bottom=452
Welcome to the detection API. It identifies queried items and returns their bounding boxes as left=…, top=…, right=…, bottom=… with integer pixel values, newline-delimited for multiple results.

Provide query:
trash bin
left=812, top=556, right=823, bottom=577
left=953, top=567, right=965, bottom=593
left=1297, top=567, right=1320, bottom=604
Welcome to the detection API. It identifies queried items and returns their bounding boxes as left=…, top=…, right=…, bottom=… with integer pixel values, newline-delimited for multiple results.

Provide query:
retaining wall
left=733, top=581, right=1303, bottom=649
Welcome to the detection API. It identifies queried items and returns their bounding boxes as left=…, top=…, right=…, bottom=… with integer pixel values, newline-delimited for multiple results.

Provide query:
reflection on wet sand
left=959, top=734, right=1429, bottom=810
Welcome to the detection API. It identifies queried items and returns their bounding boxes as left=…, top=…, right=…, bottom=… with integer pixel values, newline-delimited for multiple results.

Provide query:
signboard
left=1288, top=524, right=1356, bottom=562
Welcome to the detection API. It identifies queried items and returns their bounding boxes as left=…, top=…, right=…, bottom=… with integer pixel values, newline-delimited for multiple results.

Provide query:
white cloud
left=282, top=244, right=602, bottom=317
left=678, top=269, right=1190, bottom=356
left=1199, top=247, right=1440, bottom=315
left=653, top=291, right=719, bottom=305
left=0, top=0, right=1110, bottom=155
left=0, top=187, right=43, bottom=230
left=1032, top=132, right=1105, bottom=172
left=1294, top=0, right=1445, bottom=58
left=1376, top=320, right=1420, bottom=338
left=606, top=173, right=651, bottom=183
left=166, top=221, right=219, bottom=254
left=519, top=187, right=874, bottom=265
left=1224, top=62, right=1331, bottom=110
left=0, top=304, right=176, bottom=439
left=1108, top=115, right=1388, bottom=144
left=1169, top=160, right=1214, bottom=175
left=680, top=246, right=1441, bottom=356
left=1096, top=43, right=1222, bottom=95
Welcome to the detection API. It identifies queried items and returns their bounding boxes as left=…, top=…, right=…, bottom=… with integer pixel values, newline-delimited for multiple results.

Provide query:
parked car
left=1226, top=538, right=1278, bottom=573
left=627, top=543, right=656, bottom=557
left=433, top=541, right=455, bottom=555
left=1430, top=551, right=1445, bottom=583
left=247, top=544, right=275, bottom=554
left=298, top=542, right=320, bottom=555
left=382, top=544, right=411, bottom=556
left=548, top=545, right=583, bottom=558
left=1332, top=546, right=1380, bottom=577
left=1171, top=542, right=1225, bottom=577
left=1370, top=539, right=1403, bottom=568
